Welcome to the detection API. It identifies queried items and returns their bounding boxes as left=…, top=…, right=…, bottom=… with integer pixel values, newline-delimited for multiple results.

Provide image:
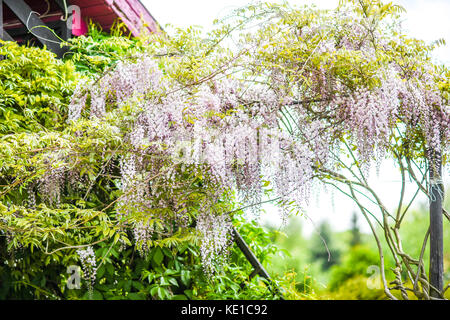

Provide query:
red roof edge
left=72, top=0, right=161, bottom=36
left=109, top=0, right=160, bottom=36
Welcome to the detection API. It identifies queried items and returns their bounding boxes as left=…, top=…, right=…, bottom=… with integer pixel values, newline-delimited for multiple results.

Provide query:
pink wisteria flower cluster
left=77, top=246, right=97, bottom=291
left=65, top=55, right=322, bottom=274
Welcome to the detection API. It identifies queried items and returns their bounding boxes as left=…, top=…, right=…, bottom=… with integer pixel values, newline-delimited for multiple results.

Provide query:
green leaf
left=106, top=263, right=114, bottom=276
left=84, top=290, right=103, bottom=300
left=124, top=280, right=132, bottom=292
left=150, top=286, right=158, bottom=297
left=184, top=289, right=193, bottom=299
left=181, top=270, right=190, bottom=286
left=168, top=277, right=178, bottom=287
left=132, top=281, right=145, bottom=291
left=128, top=292, right=146, bottom=300
left=153, top=247, right=164, bottom=265
left=160, top=276, right=169, bottom=286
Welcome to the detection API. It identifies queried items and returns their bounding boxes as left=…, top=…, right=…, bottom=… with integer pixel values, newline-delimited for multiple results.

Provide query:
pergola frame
left=0, top=0, right=71, bottom=57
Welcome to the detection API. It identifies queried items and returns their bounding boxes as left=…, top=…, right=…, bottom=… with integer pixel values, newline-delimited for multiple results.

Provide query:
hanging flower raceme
left=196, top=210, right=234, bottom=277
left=77, top=246, right=97, bottom=291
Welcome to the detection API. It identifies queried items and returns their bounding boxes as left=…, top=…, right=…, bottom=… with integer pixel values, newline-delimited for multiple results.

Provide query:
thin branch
left=348, top=182, right=397, bottom=300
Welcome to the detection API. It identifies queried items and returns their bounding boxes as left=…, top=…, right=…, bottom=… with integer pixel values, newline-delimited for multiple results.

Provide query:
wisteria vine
left=4, top=1, right=449, bottom=298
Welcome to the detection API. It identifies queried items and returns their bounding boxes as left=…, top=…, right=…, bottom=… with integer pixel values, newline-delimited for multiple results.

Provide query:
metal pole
left=233, top=226, right=272, bottom=280
left=232, top=226, right=284, bottom=299
left=0, top=0, right=13, bottom=42
left=429, top=149, right=444, bottom=298
left=0, top=0, right=3, bottom=40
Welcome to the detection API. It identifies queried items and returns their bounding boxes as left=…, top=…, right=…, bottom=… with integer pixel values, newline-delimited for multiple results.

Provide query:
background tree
left=309, top=221, right=341, bottom=271
left=350, top=212, right=362, bottom=248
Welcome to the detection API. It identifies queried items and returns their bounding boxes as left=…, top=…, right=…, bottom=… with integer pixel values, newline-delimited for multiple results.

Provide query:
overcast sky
left=140, top=0, right=450, bottom=235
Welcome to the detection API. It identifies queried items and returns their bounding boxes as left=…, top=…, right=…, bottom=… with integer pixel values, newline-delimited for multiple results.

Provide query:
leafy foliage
left=0, top=211, right=288, bottom=300
left=65, top=21, right=150, bottom=77
left=309, top=222, right=341, bottom=271
left=0, top=40, right=78, bottom=133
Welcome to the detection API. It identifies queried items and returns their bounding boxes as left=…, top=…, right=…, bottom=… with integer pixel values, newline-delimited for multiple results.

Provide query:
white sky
left=140, top=0, right=450, bottom=235
left=142, top=0, right=450, bottom=64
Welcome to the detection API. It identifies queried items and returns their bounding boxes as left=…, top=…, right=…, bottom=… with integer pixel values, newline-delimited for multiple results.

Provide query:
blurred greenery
left=264, top=190, right=450, bottom=300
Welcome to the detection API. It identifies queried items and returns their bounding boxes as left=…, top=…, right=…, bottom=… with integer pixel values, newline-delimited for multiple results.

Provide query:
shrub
left=0, top=40, right=78, bottom=133
left=328, top=245, right=380, bottom=292
left=324, top=276, right=387, bottom=300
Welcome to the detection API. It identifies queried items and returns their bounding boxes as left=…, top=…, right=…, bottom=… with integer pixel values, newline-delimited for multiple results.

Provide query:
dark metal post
left=233, top=227, right=272, bottom=280
left=429, top=149, right=444, bottom=298
left=233, top=227, right=283, bottom=299
left=3, top=0, right=66, bottom=57
left=0, top=0, right=3, bottom=40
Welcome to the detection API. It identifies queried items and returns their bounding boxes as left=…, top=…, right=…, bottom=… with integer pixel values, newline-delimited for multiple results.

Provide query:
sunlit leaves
left=0, top=40, right=78, bottom=133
